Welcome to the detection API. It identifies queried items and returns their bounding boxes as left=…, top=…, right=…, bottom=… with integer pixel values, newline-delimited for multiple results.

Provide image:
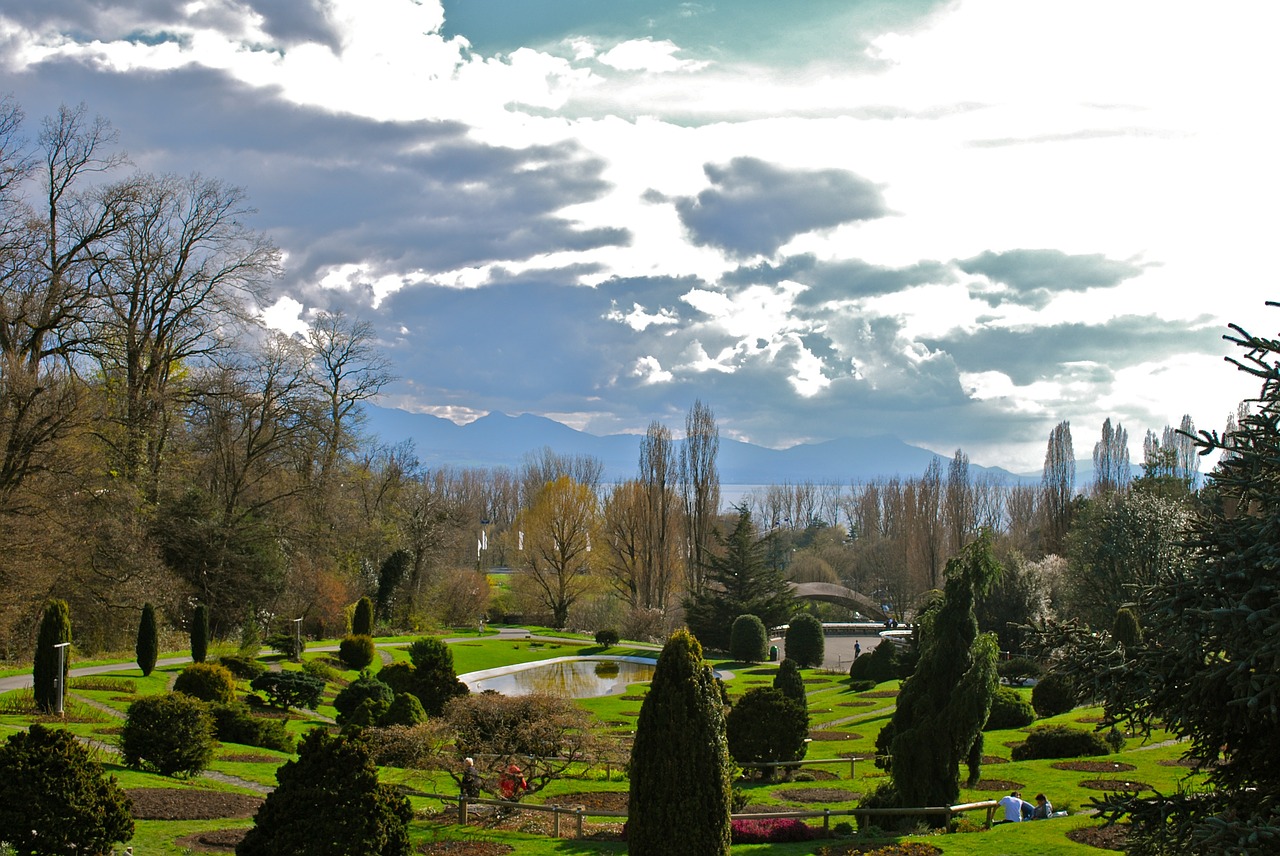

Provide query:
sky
left=2, top=0, right=1276, bottom=472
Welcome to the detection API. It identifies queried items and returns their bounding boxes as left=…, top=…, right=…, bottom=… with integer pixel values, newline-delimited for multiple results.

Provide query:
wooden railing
left=430, top=793, right=1001, bottom=839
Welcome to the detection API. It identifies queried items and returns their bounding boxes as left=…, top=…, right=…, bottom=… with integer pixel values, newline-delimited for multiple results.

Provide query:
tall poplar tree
left=680, top=399, right=720, bottom=597
left=628, top=629, right=731, bottom=856
left=1041, top=420, right=1076, bottom=555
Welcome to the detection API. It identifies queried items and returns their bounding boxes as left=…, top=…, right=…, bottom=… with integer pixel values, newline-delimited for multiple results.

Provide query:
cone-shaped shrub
left=191, top=603, right=209, bottom=664
left=773, top=657, right=807, bottom=706
left=237, top=728, right=412, bottom=856
left=33, top=599, right=72, bottom=713
left=136, top=603, right=159, bottom=677
left=729, top=614, right=767, bottom=663
left=352, top=596, right=374, bottom=637
left=627, top=629, right=731, bottom=856
left=339, top=634, right=376, bottom=670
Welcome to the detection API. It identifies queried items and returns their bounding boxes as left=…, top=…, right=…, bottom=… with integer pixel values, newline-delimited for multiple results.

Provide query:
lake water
left=462, top=657, right=655, bottom=698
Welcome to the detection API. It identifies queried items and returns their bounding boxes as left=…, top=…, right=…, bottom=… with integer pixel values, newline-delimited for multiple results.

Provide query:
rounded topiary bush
left=997, top=657, right=1043, bottom=687
left=334, top=672, right=395, bottom=725
left=1010, top=724, right=1110, bottom=761
left=1031, top=671, right=1077, bottom=718
left=380, top=692, right=427, bottom=727
left=338, top=634, right=377, bottom=670
left=594, top=628, right=620, bottom=648
left=784, top=613, right=825, bottom=668
left=173, top=662, right=237, bottom=704
left=121, top=692, right=216, bottom=777
left=848, top=640, right=898, bottom=685
left=219, top=654, right=266, bottom=680
left=730, top=614, right=768, bottom=663
left=209, top=702, right=296, bottom=753
left=726, top=687, right=808, bottom=781
left=985, top=687, right=1036, bottom=730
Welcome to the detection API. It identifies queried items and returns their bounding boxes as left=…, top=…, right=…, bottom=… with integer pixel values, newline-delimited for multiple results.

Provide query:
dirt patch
left=774, top=787, right=861, bottom=803
left=859, top=690, right=899, bottom=698
left=810, top=730, right=863, bottom=741
left=1079, top=779, right=1151, bottom=792
left=1067, top=823, right=1128, bottom=851
left=126, top=788, right=264, bottom=821
left=174, top=828, right=247, bottom=853
left=971, top=779, right=1024, bottom=791
left=838, top=700, right=876, bottom=707
left=220, top=753, right=283, bottom=763
left=619, top=695, right=646, bottom=701
left=1052, top=761, right=1136, bottom=773
left=539, top=791, right=628, bottom=811
left=419, top=842, right=515, bottom=856
left=1157, top=757, right=1217, bottom=768
left=981, top=755, right=1009, bottom=764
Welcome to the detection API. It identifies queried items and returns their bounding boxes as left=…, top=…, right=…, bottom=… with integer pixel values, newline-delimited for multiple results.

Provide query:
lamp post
left=291, top=617, right=303, bottom=662
left=52, top=642, right=71, bottom=716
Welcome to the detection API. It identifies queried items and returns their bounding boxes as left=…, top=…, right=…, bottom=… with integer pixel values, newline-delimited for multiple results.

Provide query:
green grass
left=0, top=632, right=1215, bottom=854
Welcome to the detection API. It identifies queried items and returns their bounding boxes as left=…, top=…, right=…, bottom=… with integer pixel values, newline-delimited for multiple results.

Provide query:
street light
left=52, top=642, right=71, bottom=716
left=291, top=617, right=303, bottom=662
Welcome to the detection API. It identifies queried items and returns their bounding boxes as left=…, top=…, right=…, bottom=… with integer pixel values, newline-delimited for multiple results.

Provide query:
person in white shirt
left=998, top=790, right=1031, bottom=822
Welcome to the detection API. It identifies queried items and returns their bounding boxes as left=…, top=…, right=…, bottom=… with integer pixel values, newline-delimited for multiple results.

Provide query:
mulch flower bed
left=1078, top=779, right=1152, bottom=792
left=1052, top=761, right=1137, bottom=773
left=174, top=828, right=247, bottom=854
left=809, top=730, right=863, bottom=741
left=1067, top=823, right=1129, bottom=851
left=971, top=778, right=1024, bottom=791
left=419, top=842, right=515, bottom=855
left=220, top=752, right=284, bottom=763
left=815, top=843, right=943, bottom=856
left=838, top=700, right=876, bottom=707
left=859, top=690, right=900, bottom=698
left=126, top=788, right=263, bottom=821
left=981, top=755, right=1009, bottom=764
left=773, top=788, right=862, bottom=803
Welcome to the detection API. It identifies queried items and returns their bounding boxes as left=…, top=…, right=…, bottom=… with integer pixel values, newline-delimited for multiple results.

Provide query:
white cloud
left=596, top=37, right=708, bottom=73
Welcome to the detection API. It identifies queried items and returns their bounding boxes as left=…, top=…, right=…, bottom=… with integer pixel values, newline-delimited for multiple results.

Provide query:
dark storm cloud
left=957, top=248, right=1145, bottom=308
left=923, top=314, right=1224, bottom=385
left=6, top=60, right=628, bottom=297
left=672, top=157, right=888, bottom=258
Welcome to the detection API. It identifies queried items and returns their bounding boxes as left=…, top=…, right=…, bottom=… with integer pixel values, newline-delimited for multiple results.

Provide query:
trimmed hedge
left=1010, top=724, right=1109, bottom=760
left=209, top=702, right=296, bottom=753
left=173, top=662, right=237, bottom=704
left=120, top=692, right=216, bottom=777
left=848, top=640, right=899, bottom=685
left=730, top=614, right=768, bottom=663
left=338, top=634, right=377, bottom=670
left=984, top=687, right=1036, bottom=730
left=1031, top=672, right=1076, bottom=717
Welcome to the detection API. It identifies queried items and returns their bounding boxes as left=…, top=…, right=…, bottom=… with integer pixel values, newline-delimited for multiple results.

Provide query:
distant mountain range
left=363, top=404, right=1043, bottom=486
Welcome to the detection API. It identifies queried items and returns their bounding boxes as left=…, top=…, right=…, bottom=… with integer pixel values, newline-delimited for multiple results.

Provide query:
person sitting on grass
left=998, top=790, right=1032, bottom=823
left=1032, top=792, right=1053, bottom=819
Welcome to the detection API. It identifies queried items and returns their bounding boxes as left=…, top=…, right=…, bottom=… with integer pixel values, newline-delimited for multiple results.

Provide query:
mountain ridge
left=363, top=404, right=1042, bottom=485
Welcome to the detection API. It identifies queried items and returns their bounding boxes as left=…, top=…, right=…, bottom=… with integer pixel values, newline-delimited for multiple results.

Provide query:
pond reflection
left=465, top=658, right=655, bottom=698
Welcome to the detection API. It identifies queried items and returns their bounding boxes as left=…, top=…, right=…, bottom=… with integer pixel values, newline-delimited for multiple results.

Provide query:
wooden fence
left=430, top=792, right=1000, bottom=839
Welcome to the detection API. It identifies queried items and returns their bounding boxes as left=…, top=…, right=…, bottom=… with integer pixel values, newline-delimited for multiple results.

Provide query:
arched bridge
left=789, top=581, right=889, bottom=621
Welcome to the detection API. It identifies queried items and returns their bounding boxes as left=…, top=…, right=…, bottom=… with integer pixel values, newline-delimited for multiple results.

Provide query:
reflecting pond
left=464, top=657, right=655, bottom=698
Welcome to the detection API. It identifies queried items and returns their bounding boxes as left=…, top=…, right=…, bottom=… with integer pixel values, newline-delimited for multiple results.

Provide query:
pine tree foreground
left=627, top=629, right=732, bottom=856
left=237, top=728, right=411, bottom=856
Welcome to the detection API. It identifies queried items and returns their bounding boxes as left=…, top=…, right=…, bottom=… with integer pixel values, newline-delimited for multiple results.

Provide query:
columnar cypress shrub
left=33, top=599, right=72, bottom=713
left=237, top=728, right=412, bottom=856
left=191, top=603, right=209, bottom=664
left=729, top=614, right=768, bottom=663
left=627, top=629, right=732, bottom=856
left=773, top=657, right=807, bottom=706
left=0, top=724, right=134, bottom=855
left=136, top=602, right=159, bottom=677
left=785, top=613, right=825, bottom=667
left=352, top=596, right=374, bottom=637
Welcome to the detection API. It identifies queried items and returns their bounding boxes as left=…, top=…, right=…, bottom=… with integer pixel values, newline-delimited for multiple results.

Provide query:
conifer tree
left=190, top=603, right=209, bottom=664
left=784, top=612, right=825, bottom=668
left=136, top=602, right=159, bottom=677
left=237, top=728, right=412, bottom=856
left=352, top=595, right=374, bottom=637
left=773, top=657, right=807, bottom=706
left=33, top=599, right=72, bottom=713
left=628, top=629, right=731, bottom=856
left=871, top=533, right=1001, bottom=817
left=684, top=507, right=794, bottom=651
